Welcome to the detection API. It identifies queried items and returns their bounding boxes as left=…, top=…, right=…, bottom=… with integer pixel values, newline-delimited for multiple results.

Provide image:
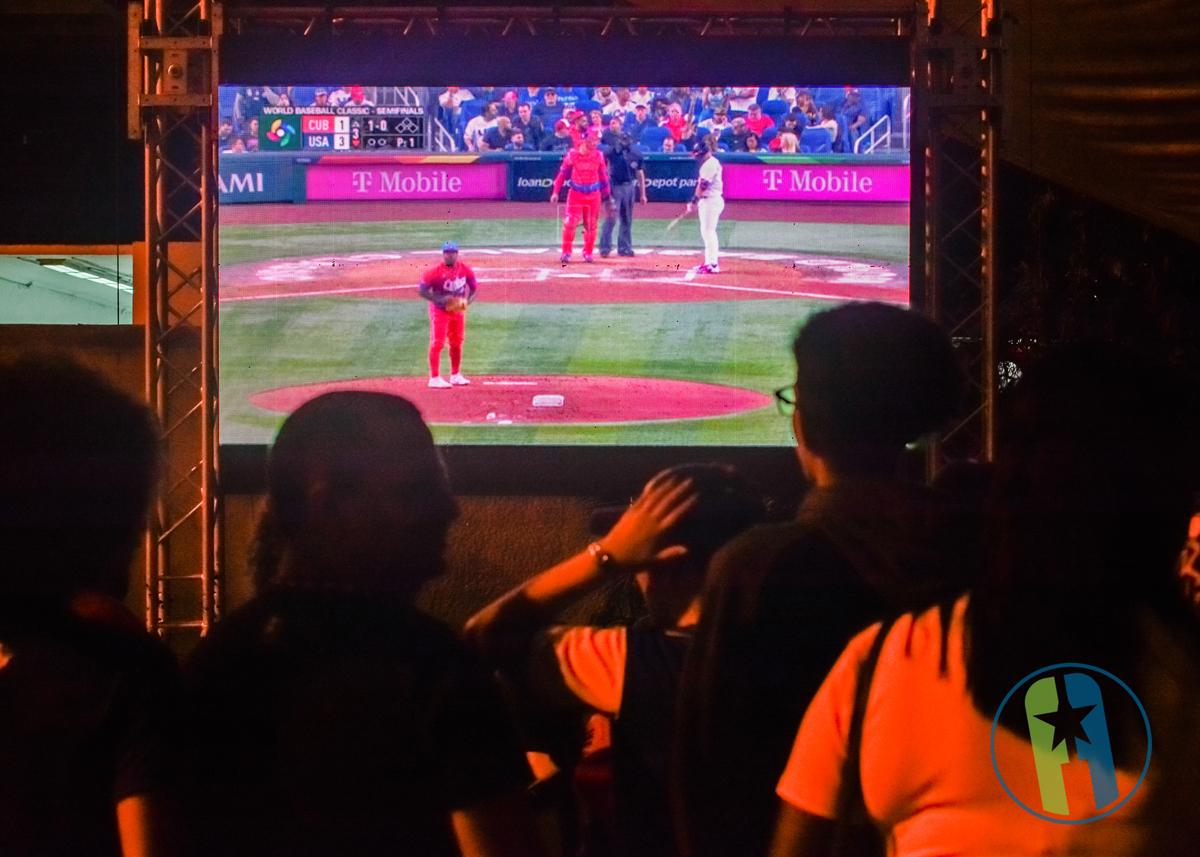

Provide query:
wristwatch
left=587, top=541, right=619, bottom=571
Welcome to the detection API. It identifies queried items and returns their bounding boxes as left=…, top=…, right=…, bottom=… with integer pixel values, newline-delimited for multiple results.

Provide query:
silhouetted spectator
left=0, top=357, right=179, bottom=857
left=185, top=392, right=541, bottom=857
left=773, top=346, right=1200, bottom=856
left=467, top=464, right=767, bottom=857
left=674, top=303, right=970, bottom=857
left=1177, top=511, right=1200, bottom=618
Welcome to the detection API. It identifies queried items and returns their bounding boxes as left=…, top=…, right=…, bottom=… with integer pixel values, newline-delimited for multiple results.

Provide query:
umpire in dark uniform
left=599, top=130, right=648, bottom=258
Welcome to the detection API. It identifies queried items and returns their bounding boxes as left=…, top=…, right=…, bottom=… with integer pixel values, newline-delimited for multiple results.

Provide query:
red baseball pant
left=428, top=303, right=465, bottom=376
left=562, top=189, right=602, bottom=256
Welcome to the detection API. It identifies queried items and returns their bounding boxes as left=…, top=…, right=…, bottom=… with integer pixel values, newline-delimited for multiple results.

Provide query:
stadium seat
left=759, top=125, right=777, bottom=146
left=291, top=86, right=318, bottom=107
left=762, top=99, right=791, bottom=121
left=756, top=87, right=770, bottom=105
left=698, top=108, right=714, bottom=122
left=800, top=127, right=833, bottom=154
left=459, top=99, right=483, bottom=124
left=640, top=126, right=671, bottom=152
left=576, top=99, right=600, bottom=115
left=218, top=89, right=238, bottom=123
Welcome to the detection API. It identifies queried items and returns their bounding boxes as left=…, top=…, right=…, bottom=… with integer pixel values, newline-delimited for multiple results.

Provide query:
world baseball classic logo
left=991, top=663, right=1152, bottom=823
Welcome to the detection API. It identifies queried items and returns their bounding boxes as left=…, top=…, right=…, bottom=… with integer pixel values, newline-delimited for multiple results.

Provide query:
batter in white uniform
left=686, top=136, right=724, bottom=274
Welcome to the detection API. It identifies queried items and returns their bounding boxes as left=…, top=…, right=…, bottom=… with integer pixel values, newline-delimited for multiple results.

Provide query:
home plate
left=249, top=374, right=773, bottom=425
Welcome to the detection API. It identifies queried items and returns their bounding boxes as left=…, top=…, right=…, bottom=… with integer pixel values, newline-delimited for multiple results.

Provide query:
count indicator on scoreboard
left=358, top=114, right=425, bottom=150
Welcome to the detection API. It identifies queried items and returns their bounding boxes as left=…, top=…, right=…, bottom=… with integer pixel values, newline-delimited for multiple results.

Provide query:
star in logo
left=1034, top=674, right=1097, bottom=759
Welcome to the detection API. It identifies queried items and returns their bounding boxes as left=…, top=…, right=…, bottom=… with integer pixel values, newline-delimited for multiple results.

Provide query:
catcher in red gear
left=550, top=128, right=612, bottom=264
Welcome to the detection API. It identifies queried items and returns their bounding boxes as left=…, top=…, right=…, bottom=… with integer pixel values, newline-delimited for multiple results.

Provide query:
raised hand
left=602, top=474, right=699, bottom=569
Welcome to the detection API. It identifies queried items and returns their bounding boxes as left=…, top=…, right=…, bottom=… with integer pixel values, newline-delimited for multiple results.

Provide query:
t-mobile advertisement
left=305, top=161, right=507, bottom=200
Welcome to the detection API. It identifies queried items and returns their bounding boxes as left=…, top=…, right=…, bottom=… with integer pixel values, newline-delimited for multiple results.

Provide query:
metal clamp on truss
left=127, top=2, right=222, bottom=140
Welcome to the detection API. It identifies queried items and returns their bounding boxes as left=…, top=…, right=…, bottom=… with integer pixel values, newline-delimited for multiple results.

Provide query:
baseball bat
left=666, top=209, right=689, bottom=232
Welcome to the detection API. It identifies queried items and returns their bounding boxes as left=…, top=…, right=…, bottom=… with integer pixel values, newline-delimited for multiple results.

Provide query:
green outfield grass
left=219, top=210, right=908, bottom=445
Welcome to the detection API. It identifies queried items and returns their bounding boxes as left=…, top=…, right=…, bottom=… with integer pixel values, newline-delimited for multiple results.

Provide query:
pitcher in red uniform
left=550, top=129, right=612, bottom=264
left=418, top=240, right=477, bottom=388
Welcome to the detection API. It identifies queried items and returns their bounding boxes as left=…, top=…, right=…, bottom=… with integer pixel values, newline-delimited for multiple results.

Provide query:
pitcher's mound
left=250, top=375, right=772, bottom=425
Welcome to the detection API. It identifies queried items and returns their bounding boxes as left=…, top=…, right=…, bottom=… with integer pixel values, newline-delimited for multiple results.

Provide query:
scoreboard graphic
left=260, top=106, right=425, bottom=152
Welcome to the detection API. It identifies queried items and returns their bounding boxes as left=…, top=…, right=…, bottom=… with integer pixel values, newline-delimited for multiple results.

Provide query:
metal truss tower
left=130, top=3, right=998, bottom=632
left=129, top=0, right=222, bottom=649
left=920, top=0, right=1005, bottom=470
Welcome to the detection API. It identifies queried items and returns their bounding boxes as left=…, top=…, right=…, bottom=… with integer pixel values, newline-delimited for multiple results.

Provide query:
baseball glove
left=444, top=296, right=468, bottom=313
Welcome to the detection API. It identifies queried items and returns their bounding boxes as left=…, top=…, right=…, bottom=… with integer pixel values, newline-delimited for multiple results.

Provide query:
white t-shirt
left=698, top=155, right=723, bottom=199
left=438, top=89, right=474, bottom=109
left=463, top=115, right=498, bottom=152
left=727, top=87, right=760, bottom=112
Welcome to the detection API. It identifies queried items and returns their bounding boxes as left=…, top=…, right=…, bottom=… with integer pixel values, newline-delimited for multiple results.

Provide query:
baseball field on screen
left=218, top=199, right=909, bottom=446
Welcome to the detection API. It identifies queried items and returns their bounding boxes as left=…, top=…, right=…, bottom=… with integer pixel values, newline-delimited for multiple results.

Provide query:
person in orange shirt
left=466, top=464, right=766, bottom=857
left=772, top=346, right=1200, bottom=857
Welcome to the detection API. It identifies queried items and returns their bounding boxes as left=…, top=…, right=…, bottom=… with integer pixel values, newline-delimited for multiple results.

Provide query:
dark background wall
left=0, top=10, right=142, bottom=245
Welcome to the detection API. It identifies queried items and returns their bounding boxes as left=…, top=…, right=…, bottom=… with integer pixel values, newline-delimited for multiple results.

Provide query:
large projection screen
left=218, top=35, right=913, bottom=489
